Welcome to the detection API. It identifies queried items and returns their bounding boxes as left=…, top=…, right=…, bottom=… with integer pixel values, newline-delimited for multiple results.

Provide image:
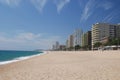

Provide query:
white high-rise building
left=73, top=29, right=83, bottom=47
left=66, top=34, right=74, bottom=48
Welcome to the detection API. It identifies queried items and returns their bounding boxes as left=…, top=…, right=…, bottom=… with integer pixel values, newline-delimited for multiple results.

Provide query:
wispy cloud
left=53, top=0, right=70, bottom=13
left=30, top=0, right=71, bottom=13
left=103, top=9, right=120, bottom=22
left=80, top=0, right=113, bottom=22
left=103, top=13, right=114, bottom=22
left=80, top=0, right=96, bottom=22
left=98, top=1, right=113, bottom=10
left=0, top=0, right=71, bottom=13
left=0, top=32, right=61, bottom=50
left=0, top=0, right=21, bottom=6
left=31, top=0, right=48, bottom=13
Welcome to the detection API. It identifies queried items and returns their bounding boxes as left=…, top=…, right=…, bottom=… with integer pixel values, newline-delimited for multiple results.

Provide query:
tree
left=106, top=38, right=120, bottom=46
left=94, top=42, right=102, bottom=48
left=75, top=45, right=81, bottom=50
left=82, top=45, right=91, bottom=50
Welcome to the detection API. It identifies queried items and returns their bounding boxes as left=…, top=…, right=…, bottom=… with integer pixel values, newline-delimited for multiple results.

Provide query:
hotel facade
left=92, top=23, right=120, bottom=49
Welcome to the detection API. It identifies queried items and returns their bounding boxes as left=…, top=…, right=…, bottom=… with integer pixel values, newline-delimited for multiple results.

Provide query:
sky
left=0, top=0, right=120, bottom=50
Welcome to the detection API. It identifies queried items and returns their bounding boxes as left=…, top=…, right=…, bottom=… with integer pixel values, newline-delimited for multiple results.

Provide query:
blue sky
left=0, top=0, right=120, bottom=50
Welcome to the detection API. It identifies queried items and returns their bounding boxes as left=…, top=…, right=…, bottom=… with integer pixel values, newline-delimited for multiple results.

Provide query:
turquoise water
left=0, top=50, right=43, bottom=64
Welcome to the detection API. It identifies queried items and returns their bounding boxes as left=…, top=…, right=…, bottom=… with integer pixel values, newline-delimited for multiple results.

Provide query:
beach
left=0, top=51, right=120, bottom=80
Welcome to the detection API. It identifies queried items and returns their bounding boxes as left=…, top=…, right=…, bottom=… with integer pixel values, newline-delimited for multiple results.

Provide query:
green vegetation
left=94, top=42, right=102, bottom=48
left=94, top=38, right=120, bottom=49
left=82, top=45, right=91, bottom=50
left=75, top=45, right=81, bottom=50
left=104, top=38, right=120, bottom=46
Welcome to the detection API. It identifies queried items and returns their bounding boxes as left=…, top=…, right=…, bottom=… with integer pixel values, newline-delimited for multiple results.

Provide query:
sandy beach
left=0, top=51, right=120, bottom=80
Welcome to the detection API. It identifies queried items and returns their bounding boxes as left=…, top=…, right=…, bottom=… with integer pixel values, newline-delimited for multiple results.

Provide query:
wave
left=0, top=51, right=47, bottom=65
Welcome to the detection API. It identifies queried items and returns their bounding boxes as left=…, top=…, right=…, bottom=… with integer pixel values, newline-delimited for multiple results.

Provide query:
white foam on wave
left=0, top=51, right=47, bottom=65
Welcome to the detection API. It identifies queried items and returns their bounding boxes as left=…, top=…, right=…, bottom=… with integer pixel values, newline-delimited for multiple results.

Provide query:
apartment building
left=73, top=29, right=83, bottom=47
left=82, top=31, right=91, bottom=50
left=92, top=23, right=120, bottom=49
left=66, top=34, right=74, bottom=48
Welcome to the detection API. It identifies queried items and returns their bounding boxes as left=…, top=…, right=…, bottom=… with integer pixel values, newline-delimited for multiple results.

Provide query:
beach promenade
left=0, top=51, right=120, bottom=80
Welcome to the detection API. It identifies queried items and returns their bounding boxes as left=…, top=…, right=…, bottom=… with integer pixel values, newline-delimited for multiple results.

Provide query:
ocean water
left=0, top=50, right=43, bottom=65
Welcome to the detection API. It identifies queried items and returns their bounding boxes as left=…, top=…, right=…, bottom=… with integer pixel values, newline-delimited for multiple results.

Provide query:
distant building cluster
left=52, top=23, right=120, bottom=51
left=52, top=41, right=66, bottom=51
left=52, top=41, right=59, bottom=50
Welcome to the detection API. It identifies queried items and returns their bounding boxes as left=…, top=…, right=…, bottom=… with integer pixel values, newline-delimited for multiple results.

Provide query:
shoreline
left=0, top=50, right=120, bottom=80
left=0, top=51, right=47, bottom=66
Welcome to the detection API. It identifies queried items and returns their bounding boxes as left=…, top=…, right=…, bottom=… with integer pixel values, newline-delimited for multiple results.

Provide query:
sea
left=0, top=50, right=43, bottom=65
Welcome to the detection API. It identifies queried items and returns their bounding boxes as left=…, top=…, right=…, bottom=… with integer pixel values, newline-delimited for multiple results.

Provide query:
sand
left=0, top=50, right=120, bottom=80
